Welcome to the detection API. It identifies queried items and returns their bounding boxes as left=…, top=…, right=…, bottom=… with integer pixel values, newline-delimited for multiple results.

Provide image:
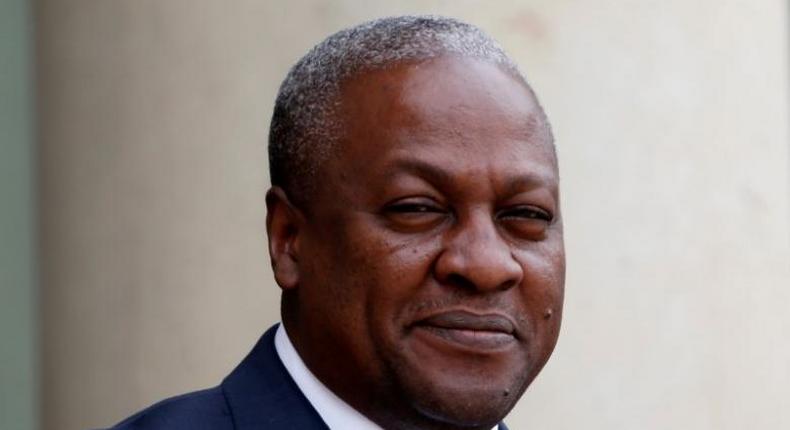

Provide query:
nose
left=434, top=211, right=524, bottom=292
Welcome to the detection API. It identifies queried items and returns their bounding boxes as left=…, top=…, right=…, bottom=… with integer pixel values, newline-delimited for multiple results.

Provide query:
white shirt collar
left=274, top=323, right=499, bottom=430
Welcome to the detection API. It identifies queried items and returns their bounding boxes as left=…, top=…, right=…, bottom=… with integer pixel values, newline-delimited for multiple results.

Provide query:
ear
left=266, top=186, right=304, bottom=290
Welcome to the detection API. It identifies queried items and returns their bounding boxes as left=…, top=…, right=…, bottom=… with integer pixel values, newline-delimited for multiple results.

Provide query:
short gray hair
left=268, top=15, right=537, bottom=205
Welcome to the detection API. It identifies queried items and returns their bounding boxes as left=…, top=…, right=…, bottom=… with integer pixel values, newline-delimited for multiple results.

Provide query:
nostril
left=443, top=272, right=519, bottom=293
left=497, top=278, right=519, bottom=292
left=446, top=273, right=477, bottom=291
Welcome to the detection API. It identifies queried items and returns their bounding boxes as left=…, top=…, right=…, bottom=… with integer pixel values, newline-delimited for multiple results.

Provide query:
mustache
left=404, top=290, right=509, bottom=312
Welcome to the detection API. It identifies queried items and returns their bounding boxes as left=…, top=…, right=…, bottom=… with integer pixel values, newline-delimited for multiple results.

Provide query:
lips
left=412, top=310, right=517, bottom=350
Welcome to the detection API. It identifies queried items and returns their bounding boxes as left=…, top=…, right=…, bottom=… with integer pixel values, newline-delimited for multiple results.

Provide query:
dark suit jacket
left=107, top=324, right=510, bottom=430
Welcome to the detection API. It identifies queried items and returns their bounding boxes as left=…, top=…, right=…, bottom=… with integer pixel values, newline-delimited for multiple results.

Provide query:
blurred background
left=2, top=1, right=789, bottom=429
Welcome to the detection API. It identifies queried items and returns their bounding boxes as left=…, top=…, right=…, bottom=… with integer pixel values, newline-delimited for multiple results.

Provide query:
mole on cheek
left=543, top=308, right=553, bottom=320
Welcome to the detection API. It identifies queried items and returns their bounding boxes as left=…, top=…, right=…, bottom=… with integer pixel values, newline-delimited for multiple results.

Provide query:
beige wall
left=37, top=1, right=789, bottom=429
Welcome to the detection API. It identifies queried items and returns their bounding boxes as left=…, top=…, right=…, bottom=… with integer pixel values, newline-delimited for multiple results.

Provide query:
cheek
left=517, top=242, right=565, bottom=295
left=339, top=231, right=442, bottom=335
left=523, top=232, right=565, bottom=286
left=515, top=243, right=565, bottom=340
left=362, top=237, right=440, bottom=309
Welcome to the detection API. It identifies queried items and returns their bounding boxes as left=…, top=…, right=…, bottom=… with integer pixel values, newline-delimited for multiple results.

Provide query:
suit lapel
left=221, top=324, right=330, bottom=430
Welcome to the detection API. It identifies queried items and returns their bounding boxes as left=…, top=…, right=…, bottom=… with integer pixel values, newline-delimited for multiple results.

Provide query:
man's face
left=285, top=57, right=564, bottom=429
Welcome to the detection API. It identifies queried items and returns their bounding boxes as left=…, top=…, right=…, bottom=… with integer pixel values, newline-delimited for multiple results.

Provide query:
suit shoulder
left=104, top=386, right=233, bottom=430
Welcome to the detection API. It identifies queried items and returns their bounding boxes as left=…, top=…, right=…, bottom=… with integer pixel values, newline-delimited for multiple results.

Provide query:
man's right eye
left=387, top=203, right=440, bottom=213
left=382, top=199, right=447, bottom=230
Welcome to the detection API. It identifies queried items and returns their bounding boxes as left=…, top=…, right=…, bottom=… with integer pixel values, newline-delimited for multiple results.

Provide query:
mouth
left=412, top=310, right=518, bottom=351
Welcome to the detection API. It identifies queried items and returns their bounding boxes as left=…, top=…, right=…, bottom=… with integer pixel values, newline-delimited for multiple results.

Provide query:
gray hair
left=268, top=15, right=538, bottom=205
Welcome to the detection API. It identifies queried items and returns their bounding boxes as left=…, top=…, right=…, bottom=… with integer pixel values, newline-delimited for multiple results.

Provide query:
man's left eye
left=497, top=206, right=554, bottom=239
left=498, top=206, right=553, bottom=222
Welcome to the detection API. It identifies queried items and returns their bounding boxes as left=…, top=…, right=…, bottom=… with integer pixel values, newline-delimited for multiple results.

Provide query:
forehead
left=328, top=57, right=556, bottom=189
left=339, top=57, right=548, bottom=138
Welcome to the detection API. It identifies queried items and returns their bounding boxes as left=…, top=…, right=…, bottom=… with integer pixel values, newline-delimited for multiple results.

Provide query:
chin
left=393, top=364, right=531, bottom=429
left=375, top=329, right=540, bottom=428
left=409, top=382, right=522, bottom=428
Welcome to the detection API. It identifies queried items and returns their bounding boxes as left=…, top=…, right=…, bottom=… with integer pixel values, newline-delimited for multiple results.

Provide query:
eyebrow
left=385, top=158, right=454, bottom=184
left=384, top=157, right=556, bottom=194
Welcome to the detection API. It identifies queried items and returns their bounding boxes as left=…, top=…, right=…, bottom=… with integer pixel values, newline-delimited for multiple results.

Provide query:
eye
left=499, top=206, right=553, bottom=222
left=497, top=205, right=554, bottom=238
left=382, top=198, right=447, bottom=231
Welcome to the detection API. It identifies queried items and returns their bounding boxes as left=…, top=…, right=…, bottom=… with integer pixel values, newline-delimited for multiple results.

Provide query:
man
left=108, top=15, right=564, bottom=430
